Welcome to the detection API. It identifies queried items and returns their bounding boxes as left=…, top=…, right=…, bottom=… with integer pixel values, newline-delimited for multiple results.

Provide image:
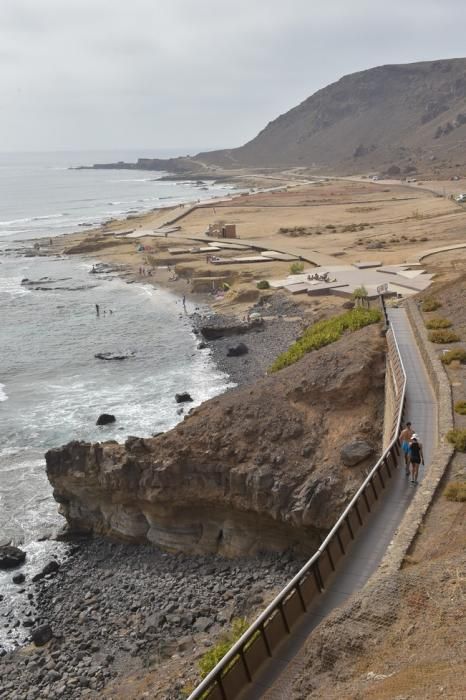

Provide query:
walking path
left=240, top=307, right=436, bottom=699
left=406, top=241, right=466, bottom=264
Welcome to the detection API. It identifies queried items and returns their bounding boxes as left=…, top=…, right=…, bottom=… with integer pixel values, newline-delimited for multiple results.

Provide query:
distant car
left=372, top=176, right=379, bottom=181
left=455, top=193, right=466, bottom=202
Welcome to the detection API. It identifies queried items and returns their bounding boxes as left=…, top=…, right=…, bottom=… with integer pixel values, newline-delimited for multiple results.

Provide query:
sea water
left=0, top=151, right=235, bottom=636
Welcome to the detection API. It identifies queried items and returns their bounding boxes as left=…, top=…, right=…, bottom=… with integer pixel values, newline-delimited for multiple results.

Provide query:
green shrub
left=428, top=329, right=461, bottom=344
left=256, top=280, right=270, bottom=290
left=444, top=481, right=466, bottom=502
left=441, top=348, right=466, bottom=365
left=447, top=429, right=466, bottom=452
left=198, top=618, right=250, bottom=680
left=425, top=317, right=452, bottom=329
left=269, top=308, right=382, bottom=372
left=422, top=298, right=442, bottom=312
left=290, top=261, right=305, bottom=274
left=454, top=401, right=466, bottom=415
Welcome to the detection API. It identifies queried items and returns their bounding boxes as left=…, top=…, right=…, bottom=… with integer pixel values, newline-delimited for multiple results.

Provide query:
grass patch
left=270, top=308, right=382, bottom=372
left=290, top=261, right=305, bottom=274
left=425, top=317, right=452, bottom=329
left=421, top=298, right=442, bottom=312
left=454, top=401, right=466, bottom=415
left=198, top=618, right=250, bottom=680
left=447, top=429, right=466, bottom=452
left=444, top=481, right=466, bottom=502
left=441, top=348, right=466, bottom=365
left=428, top=329, right=461, bottom=344
left=256, top=280, right=270, bottom=290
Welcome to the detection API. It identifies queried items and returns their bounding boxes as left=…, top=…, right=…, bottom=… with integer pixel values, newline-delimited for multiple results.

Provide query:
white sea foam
left=0, top=383, right=7, bottom=401
left=0, top=276, right=30, bottom=296
left=112, top=177, right=155, bottom=183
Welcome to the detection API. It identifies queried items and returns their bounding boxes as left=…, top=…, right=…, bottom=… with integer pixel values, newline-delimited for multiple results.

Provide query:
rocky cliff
left=46, top=326, right=385, bottom=557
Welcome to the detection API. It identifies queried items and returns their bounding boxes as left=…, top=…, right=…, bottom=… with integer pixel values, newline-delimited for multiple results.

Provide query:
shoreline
left=1, top=537, right=304, bottom=699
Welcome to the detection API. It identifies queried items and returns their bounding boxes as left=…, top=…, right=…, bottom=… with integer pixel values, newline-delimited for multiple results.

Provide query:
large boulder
left=32, top=559, right=60, bottom=582
left=340, top=440, right=374, bottom=467
left=31, top=624, right=53, bottom=647
left=95, top=352, right=135, bottom=361
left=227, top=342, right=248, bottom=357
left=0, top=545, right=26, bottom=570
left=96, top=413, right=116, bottom=426
left=175, top=392, right=193, bottom=403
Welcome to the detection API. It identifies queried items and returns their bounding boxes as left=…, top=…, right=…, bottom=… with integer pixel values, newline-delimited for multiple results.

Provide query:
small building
left=207, top=223, right=237, bottom=239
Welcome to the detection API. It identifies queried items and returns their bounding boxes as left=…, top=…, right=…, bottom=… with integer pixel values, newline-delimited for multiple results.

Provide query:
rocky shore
left=0, top=538, right=302, bottom=699
left=191, top=292, right=308, bottom=386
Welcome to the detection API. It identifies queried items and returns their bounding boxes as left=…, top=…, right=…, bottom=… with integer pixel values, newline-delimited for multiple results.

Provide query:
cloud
left=1, top=0, right=466, bottom=151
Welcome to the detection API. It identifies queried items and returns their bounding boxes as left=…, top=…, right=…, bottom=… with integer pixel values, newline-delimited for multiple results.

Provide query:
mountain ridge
left=196, top=57, right=466, bottom=174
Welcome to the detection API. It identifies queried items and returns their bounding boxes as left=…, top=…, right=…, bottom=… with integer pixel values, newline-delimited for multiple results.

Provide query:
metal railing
left=188, top=324, right=406, bottom=700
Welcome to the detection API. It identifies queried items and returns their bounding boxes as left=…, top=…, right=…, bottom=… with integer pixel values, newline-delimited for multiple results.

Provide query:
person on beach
left=182, top=295, right=186, bottom=311
left=399, top=422, right=414, bottom=475
left=408, top=434, right=424, bottom=485
left=95, top=304, right=100, bottom=317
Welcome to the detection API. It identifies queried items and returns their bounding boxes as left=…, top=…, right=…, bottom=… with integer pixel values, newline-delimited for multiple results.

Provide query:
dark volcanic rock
left=95, top=351, right=135, bottom=361
left=227, top=342, right=248, bottom=357
left=32, top=559, right=60, bottom=582
left=12, top=573, right=26, bottom=584
left=31, top=624, right=53, bottom=646
left=96, top=413, right=116, bottom=426
left=0, top=545, right=26, bottom=569
left=340, top=440, right=374, bottom=467
left=200, top=316, right=263, bottom=340
left=175, top=392, right=193, bottom=403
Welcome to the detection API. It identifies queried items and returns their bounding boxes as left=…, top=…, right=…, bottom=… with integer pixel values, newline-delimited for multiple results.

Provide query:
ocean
left=0, top=150, right=235, bottom=645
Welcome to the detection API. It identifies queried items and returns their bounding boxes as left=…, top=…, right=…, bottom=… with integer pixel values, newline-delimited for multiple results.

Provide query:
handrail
left=188, top=322, right=406, bottom=700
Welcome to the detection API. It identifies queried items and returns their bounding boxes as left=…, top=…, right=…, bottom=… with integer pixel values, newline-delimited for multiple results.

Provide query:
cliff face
left=46, top=326, right=385, bottom=557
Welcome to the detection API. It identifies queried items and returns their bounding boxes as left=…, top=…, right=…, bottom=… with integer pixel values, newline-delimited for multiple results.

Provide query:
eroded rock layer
left=46, top=326, right=385, bottom=556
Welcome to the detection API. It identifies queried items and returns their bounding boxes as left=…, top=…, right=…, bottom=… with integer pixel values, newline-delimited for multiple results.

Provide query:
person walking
left=95, top=303, right=100, bottom=317
left=399, top=422, right=414, bottom=475
left=408, top=434, right=424, bottom=485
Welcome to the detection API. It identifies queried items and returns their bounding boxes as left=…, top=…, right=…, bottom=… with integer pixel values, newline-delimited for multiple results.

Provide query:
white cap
left=411, top=434, right=418, bottom=440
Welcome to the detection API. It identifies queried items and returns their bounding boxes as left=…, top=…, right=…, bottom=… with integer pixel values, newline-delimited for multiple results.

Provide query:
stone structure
left=207, top=223, right=237, bottom=239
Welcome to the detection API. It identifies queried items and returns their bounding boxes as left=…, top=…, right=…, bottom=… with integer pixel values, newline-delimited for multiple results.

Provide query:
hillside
left=197, top=57, right=466, bottom=175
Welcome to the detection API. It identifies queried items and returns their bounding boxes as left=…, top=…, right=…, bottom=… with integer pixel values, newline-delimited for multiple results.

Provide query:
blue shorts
left=402, top=441, right=409, bottom=454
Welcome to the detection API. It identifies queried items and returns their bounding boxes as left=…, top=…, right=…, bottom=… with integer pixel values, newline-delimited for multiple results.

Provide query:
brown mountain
left=197, top=57, right=466, bottom=174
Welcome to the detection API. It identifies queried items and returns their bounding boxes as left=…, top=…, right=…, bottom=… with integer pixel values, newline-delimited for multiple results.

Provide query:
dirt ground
left=46, top=177, right=466, bottom=320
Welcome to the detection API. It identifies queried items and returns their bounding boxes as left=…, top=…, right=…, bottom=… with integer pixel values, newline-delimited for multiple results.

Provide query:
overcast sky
left=1, top=0, right=466, bottom=154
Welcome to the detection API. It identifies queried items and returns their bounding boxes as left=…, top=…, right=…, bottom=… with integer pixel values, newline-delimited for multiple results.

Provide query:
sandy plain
left=47, top=176, right=466, bottom=316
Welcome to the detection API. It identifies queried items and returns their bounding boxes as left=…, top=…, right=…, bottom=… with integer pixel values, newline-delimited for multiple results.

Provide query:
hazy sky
left=1, top=0, right=466, bottom=153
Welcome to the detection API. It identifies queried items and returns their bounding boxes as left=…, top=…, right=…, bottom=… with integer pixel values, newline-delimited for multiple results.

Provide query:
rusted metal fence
left=188, top=325, right=406, bottom=700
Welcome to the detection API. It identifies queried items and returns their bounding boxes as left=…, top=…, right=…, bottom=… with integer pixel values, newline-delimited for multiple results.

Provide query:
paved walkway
left=240, top=308, right=436, bottom=699
left=406, top=242, right=466, bottom=264
left=190, top=233, right=339, bottom=266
